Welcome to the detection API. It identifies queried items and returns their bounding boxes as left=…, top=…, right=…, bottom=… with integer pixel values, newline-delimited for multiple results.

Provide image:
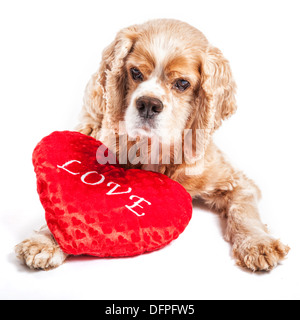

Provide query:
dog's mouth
left=127, top=117, right=158, bottom=138
left=140, top=117, right=157, bottom=130
left=130, top=127, right=156, bottom=139
left=124, top=103, right=163, bottom=140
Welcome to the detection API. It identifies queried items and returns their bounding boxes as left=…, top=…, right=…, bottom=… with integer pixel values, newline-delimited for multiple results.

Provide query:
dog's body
left=16, top=20, right=289, bottom=271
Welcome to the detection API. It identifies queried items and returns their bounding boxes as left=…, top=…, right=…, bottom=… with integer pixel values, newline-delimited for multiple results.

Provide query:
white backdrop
left=0, top=0, right=300, bottom=300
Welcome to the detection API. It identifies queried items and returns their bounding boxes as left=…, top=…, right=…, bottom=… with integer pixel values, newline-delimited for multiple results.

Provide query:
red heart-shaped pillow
left=33, top=131, right=193, bottom=258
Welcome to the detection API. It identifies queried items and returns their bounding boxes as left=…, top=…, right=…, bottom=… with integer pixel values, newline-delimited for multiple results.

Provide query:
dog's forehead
left=132, top=33, right=183, bottom=66
left=149, top=33, right=182, bottom=61
left=131, top=32, right=200, bottom=81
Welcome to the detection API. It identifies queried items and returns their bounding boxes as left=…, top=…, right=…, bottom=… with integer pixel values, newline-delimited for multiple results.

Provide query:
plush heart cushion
left=33, top=131, right=193, bottom=258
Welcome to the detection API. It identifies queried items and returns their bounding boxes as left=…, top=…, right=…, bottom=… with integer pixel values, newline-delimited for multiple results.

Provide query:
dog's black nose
left=136, top=96, right=164, bottom=119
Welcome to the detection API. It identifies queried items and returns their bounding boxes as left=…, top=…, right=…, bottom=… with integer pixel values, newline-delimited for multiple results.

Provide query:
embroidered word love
left=57, top=160, right=151, bottom=217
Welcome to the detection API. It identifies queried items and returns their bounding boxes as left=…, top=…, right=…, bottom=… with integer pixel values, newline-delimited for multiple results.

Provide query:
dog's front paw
left=233, top=236, right=290, bottom=272
left=15, top=232, right=67, bottom=270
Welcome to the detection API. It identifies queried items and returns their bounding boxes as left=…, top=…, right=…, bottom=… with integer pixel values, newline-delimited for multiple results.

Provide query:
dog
left=15, top=19, right=289, bottom=271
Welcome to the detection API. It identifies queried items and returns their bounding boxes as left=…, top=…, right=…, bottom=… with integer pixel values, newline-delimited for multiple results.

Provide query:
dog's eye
left=174, top=79, right=191, bottom=92
left=130, top=68, right=144, bottom=81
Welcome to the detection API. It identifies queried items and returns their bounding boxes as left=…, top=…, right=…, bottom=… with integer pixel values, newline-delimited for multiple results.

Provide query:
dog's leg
left=15, top=226, right=68, bottom=270
left=181, top=146, right=290, bottom=272
left=219, top=176, right=290, bottom=272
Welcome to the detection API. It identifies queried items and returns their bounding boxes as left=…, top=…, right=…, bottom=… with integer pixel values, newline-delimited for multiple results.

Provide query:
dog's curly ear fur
left=79, top=25, right=140, bottom=136
left=184, top=45, right=237, bottom=166
left=98, top=25, right=140, bottom=129
left=200, top=45, right=237, bottom=130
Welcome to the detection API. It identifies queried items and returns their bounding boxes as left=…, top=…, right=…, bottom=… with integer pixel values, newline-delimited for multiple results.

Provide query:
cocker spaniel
left=16, top=19, right=289, bottom=271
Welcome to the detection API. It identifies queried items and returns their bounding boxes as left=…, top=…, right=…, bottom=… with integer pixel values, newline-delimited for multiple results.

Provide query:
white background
left=0, top=0, right=300, bottom=300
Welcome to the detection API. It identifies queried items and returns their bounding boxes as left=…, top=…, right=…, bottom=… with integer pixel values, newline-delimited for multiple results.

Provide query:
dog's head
left=98, top=19, right=236, bottom=155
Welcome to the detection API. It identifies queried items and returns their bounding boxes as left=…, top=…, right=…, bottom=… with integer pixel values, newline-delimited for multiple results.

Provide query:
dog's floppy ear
left=199, top=45, right=237, bottom=131
left=97, top=25, right=140, bottom=128
left=185, top=46, right=237, bottom=167
left=80, top=25, right=140, bottom=137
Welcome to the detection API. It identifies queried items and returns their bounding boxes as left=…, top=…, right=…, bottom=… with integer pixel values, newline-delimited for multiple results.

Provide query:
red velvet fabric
left=33, top=131, right=193, bottom=257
